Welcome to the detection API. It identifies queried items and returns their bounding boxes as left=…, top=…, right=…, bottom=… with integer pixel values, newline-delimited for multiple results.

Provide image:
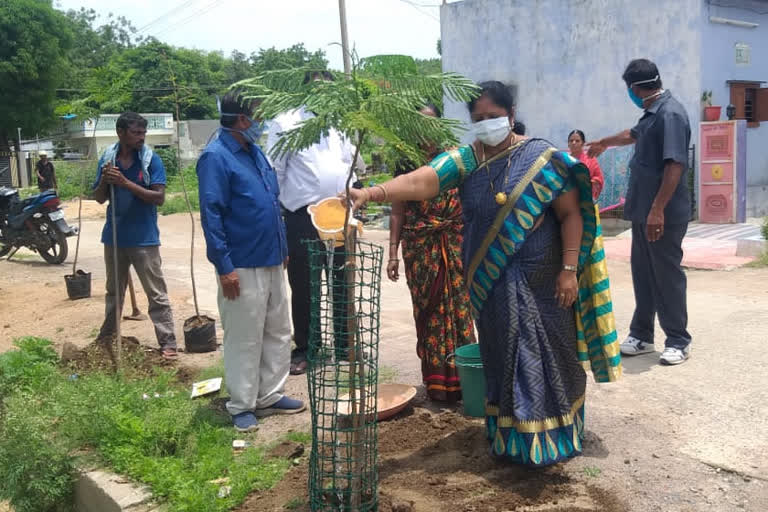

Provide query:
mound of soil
left=60, top=336, right=194, bottom=383
left=237, top=408, right=625, bottom=512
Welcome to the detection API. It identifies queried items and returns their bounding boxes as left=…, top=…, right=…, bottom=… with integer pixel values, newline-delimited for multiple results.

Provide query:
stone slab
left=74, top=470, right=153, bottom=512
left=736, top=237, right=767, bottom=258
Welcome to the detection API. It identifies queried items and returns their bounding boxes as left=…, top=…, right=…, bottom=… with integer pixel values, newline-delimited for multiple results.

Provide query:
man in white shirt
left=266, top=70, right=364, bottom=375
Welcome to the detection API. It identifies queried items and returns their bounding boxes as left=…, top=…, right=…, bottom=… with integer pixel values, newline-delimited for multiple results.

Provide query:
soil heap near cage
left=237, top=408, right=625, bottom=511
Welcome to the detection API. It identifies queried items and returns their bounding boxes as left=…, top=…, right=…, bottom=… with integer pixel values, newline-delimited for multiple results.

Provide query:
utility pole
left=338, top=0, right=352, bottom=77
left=16, top=126, right=28, bottom=187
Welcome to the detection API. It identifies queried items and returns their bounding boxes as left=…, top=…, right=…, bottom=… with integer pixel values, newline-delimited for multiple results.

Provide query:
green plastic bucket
left=454, top=343, right=486, bottom=418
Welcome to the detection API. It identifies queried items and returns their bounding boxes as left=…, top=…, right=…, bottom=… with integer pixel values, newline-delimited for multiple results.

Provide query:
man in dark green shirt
left=589, top=58, right=692, bottom=366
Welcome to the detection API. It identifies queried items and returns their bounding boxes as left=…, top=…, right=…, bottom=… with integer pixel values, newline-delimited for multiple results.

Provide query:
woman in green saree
left=347, top=82, right=621, bottom=467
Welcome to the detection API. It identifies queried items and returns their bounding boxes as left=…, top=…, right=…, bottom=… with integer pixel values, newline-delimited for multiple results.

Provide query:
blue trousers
left=629, top=223, right=692, bottom=349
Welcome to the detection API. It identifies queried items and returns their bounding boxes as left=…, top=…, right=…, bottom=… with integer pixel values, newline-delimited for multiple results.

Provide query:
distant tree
left=415, top=58, right=442, bottom=76
left=0, top=0, right=72, bottom=149
left=59, top=8, right=142, bottom=90
left=103, top=40, right=224, bottom=119
left=250, top=43, right=328, bottom=73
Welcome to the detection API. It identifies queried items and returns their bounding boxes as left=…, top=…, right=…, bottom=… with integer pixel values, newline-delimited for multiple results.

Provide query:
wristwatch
left=562, top=264, right=577, bottom=272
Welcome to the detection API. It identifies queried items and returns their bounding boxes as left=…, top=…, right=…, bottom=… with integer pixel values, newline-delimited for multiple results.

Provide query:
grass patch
left=745, top=251, right=768, bottom=268
left=285, top=497, right=305, bottom=509
left=160, top=165, right=199, bottom=216
left=285, top=431, right=312, bottom=445
left=583, top=466, right=602, bottom=478
left=0, top=337, right=292, bottom=512
left=159, top=191, right=199, bottom=216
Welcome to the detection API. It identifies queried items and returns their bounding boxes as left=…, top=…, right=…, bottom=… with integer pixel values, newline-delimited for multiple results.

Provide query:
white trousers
left=217, top=266, right=291, bottom=416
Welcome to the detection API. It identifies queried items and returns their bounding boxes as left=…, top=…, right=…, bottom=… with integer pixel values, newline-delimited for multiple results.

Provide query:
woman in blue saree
left=347, top=82, right=621, bottom=467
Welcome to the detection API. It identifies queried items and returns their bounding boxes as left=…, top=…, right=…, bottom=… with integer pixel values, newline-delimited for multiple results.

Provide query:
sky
left=54, top=0, right=447, bottom=70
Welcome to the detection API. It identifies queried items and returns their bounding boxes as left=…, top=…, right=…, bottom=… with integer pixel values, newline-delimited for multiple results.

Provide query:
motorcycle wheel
left=38, top=219, right=68, bottom=264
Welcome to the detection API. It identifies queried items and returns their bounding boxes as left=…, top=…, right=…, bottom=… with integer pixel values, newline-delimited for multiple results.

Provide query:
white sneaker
left=659, top=346, right=690, bottom=365
left=620, top=336, right=655, bottom=356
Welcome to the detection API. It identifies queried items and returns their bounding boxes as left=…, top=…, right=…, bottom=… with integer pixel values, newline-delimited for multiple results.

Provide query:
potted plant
left=702, top=91, right=721, bottom=122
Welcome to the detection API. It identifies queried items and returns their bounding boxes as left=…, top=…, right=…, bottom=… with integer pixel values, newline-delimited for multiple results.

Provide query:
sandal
left=289, top=359, right=308, bottom=375
left=161, top=348, right=178, bottom=360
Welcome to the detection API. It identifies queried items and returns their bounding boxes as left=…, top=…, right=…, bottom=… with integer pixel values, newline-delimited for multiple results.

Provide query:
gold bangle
left=562, top=248, right=579, bottom=253
left=374, top=184, right=388, bottom=202
left=389, top=241, right=398, bottom=246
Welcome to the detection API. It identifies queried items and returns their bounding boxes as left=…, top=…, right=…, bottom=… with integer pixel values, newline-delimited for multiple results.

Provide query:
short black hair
left=421, top=102, right=442, bottom=118
left=468, top=81, right=515, bottom=114
left=513, top=120, right=526, bottom=136
left=568, top=129, right=586, bottom=143
left=219, top=89, right=259, bottom=128
left=303, top=70, right=334, bottom=84
left=622, top=59, right=662, bottom=90
left=116, top=112, right=147, bottom=132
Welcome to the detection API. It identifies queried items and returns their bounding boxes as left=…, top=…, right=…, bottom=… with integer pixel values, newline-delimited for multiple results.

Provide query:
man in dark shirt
left=197, top=90, right=305, bottom=432
left=92, top=112, right=178, bottom=360
left=588, top=59, right=692, bottom=366
left=36, top=152, right=57, bottom=191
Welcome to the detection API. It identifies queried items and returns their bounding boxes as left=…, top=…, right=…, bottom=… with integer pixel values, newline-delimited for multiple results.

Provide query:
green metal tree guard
left=306, top=238, right=383, bottom=511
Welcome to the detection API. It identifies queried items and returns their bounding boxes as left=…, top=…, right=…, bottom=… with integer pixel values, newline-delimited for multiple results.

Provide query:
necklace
left=478, top=136, right=524, bottom=205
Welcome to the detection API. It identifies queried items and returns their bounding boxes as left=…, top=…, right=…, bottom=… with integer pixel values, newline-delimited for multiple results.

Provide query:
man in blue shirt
left=589, top=59, right=692, bottom=366
left=93, top=112, right=177, bottom=359
left=197, top=90, right=305, bottom=432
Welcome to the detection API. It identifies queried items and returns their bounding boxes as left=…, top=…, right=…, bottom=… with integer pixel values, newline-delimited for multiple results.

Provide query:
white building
left=62, top=113, right=175, bottom=159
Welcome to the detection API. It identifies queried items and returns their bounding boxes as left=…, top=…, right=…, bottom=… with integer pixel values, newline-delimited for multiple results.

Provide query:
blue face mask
left=628, top=88, right=644, bottom=109
left=221, top=114, right=266, bottom=144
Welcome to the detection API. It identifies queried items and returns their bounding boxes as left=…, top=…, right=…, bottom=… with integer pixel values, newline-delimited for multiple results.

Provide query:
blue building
left=441, top=0, right=768, bottom=217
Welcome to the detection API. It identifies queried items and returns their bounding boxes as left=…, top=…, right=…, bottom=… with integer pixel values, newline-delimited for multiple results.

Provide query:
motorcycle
left=0, top=187, right=78, bottom=264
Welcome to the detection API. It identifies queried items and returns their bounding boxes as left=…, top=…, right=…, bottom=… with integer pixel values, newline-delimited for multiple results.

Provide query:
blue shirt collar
left=219, top=128, right=252, bottom=155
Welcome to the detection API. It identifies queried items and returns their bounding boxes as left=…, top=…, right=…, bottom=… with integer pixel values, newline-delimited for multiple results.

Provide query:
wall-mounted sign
left=735, top=43, right=750, bottom=65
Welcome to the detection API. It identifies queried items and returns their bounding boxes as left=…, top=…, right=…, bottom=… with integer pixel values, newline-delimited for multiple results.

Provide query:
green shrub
left=160, top=165, right=199, bottom=215
left=155, top=147, right=180, bottom=176
left=0, top=337, right=59, bottom=400
left=0, top=339, right=293, bottom=512
left=53, top=161, right=99, bottom=201
left=0, top=391, right=75, bottom=512
left=761, top=216, right=768, bottom=241
left=160, top=191, right=199, bottom=216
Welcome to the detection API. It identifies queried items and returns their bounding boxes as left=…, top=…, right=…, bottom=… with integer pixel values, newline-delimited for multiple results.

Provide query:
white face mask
left=473, top=117, right=512, bottom=146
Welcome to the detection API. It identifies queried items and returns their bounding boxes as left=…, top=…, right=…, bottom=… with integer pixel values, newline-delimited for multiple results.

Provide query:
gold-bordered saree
left=429, top=139, right=621, bottom=466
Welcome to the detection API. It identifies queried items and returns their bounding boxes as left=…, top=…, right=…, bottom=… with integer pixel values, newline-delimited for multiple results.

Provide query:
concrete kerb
left=736, top=237, right=767, bottom=258
left=74, top=469, right=162, bottom=512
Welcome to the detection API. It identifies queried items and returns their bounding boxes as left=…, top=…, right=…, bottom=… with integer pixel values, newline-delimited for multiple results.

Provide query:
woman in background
left=388, top=103, right=474, bottom=403
left=568, top=129, right=604, bottom=201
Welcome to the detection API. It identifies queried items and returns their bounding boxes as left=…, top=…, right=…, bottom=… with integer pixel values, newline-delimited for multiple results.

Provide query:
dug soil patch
left=238, top=408, right=624, bottom=511
left=60, top=336, right=194, bottom=383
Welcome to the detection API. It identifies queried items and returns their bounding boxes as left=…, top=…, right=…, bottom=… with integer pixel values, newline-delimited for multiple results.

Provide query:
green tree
left=415, top=58, right=442, bottom=76
left=59, top=7, right=141, bottom=91
left=106, top=40, right=225, bottom=119
left=242, top=54, right=477, bottom=179
left=250, top=43, right=328, bottom=73
left=0, top=0, right=72, bottom=149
